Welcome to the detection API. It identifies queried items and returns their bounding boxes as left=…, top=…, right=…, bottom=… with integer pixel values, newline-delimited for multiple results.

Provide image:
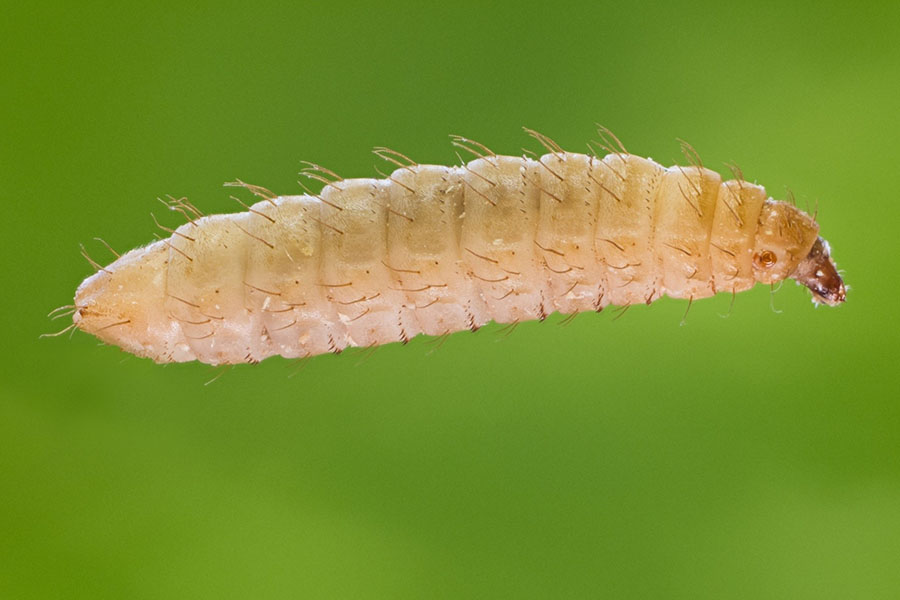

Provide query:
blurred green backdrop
left=2, top=1, right=899, bottom=598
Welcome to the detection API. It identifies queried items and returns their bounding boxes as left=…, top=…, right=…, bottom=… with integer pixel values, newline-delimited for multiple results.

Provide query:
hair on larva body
left=66, top=128, right=846, bottom=365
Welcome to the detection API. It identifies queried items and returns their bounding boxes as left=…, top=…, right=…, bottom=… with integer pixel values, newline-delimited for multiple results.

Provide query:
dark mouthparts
left=791, top=236, right=846, bottom=306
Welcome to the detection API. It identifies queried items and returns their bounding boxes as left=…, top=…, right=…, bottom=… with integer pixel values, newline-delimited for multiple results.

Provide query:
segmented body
left=72, top=139, right=832, bottom=365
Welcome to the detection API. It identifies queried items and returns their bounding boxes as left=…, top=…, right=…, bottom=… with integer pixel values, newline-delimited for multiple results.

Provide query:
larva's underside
left=69, top=132, right=846, bottom=365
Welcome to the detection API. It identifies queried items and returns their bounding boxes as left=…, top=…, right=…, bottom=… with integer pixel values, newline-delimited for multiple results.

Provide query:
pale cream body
left=74, top=152, right=819, bottom=365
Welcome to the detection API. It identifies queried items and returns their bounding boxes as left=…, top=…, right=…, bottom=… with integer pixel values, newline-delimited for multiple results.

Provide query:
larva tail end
left=791, top=237, right=846, bottom=306
left=73, top=240, right=179, bottom=360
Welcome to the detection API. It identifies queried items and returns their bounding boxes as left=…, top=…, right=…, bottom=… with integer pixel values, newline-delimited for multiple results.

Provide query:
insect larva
left=68, top=129, right=846, bottom=365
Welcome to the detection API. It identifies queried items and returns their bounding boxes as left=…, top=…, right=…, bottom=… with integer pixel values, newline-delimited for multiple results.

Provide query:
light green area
left=2, top=2, right=899, bottom=598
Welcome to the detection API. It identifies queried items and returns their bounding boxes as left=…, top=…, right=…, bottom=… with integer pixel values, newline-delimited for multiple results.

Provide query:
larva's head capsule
left=750, top=201, right=845, bottom=306
left=790, top=236, right=846, bottom=306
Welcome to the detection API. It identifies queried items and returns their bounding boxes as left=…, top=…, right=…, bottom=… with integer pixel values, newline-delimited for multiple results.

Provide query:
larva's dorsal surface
left=69, top=130, right=846, bottom=365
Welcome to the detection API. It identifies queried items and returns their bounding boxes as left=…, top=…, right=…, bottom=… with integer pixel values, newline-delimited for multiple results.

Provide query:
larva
left=67, top=129, right=846, bottom=365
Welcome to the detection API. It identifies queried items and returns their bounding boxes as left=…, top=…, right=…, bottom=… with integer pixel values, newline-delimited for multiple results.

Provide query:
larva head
left=73, top=240, right=179, bottom=360
left=789, top=236, right=846, bottom=306
left=752, top=201, right=845, bottom=306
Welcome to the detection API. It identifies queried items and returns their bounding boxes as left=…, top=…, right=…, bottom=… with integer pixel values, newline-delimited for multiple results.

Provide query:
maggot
left=67, top=129, right=846, bottom=365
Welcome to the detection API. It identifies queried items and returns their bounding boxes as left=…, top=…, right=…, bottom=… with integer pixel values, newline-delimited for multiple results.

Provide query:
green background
left=3, top=2, right=899, bottom=598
